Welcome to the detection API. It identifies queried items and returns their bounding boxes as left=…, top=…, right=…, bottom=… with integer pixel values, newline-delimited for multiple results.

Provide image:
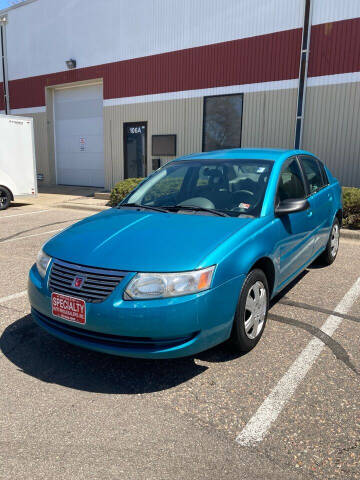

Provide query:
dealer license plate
left=51, top=292, right=86, bottom=324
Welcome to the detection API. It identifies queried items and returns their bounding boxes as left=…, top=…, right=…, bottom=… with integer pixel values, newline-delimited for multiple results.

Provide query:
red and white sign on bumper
left=52, top=292, right=86, bottom=324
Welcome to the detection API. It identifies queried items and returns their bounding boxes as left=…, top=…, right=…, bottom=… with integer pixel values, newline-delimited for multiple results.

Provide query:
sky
left=0, top=0, right=25, bottom=11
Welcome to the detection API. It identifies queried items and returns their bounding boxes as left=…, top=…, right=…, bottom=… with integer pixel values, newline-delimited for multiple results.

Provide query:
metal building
left=0, top=0, right=359, bottom=189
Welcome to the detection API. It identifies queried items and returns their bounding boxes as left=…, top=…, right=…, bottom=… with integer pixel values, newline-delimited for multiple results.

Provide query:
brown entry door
left=124, top=123, right=147, bottom=178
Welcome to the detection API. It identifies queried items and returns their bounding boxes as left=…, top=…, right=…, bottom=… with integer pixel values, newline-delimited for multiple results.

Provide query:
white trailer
left=0, top=114, right=37, bottom=210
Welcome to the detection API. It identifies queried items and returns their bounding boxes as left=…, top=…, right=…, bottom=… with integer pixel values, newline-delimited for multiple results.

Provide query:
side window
left=300, top=156, right=324, bottom=195
left=318, top=161, right=329, bottom=186
left=277, top=158, right=306, bottom=203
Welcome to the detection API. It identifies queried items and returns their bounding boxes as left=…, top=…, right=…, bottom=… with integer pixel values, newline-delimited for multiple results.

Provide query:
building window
left=202, top=94, right=243, bottom=152
left=152, top=135, right=177, bottom=156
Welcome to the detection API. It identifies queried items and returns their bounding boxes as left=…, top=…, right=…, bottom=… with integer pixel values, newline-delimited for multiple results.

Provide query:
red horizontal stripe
left=8, top=28, right=302, bottom=110
left=0, top=83, right=4, bottom=110
left=104, top=28, right=301, bottom=99
left=308, top=17, right=360, bottom=77
left=5, top=17, right=360, bottom=111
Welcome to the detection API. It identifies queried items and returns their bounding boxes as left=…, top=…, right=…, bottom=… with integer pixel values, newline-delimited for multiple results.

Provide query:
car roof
left=174, top=148, right=313, bottom=163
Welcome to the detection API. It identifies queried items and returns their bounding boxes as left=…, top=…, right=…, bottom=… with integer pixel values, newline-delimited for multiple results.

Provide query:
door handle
left=307, top=210, right=313, bottom=217
left=328, top=194, right=333, bottom=201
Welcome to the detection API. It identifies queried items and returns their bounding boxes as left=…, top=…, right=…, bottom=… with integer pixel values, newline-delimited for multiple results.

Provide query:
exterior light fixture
left=66, top=59, right=76, bottom=70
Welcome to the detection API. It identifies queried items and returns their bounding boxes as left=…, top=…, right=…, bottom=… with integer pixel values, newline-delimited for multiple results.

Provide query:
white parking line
left=0, top=229, right=62, bottom=244
left=0, top=290, right=27, bottom=304
left=236, top=276, right=360, bottom=447
left=0, top=209, right=51, bottom=219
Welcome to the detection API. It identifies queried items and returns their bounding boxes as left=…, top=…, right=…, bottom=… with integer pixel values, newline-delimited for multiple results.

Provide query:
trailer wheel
left=0, top=187, right=11, bottom=210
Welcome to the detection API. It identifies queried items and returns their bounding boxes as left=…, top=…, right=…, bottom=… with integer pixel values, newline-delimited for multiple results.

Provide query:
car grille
left=48, top=259, right=126, bottom=303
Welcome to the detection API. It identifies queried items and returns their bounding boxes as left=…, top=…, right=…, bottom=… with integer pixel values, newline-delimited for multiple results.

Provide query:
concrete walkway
left=11, top=185, right=110, bottom=213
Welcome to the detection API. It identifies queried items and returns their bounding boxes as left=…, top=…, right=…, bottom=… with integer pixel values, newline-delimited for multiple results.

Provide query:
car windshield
left=122, top=159, right=273, bottom=217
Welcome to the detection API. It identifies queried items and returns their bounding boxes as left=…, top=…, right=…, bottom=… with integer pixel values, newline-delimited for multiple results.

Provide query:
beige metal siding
left=302, top=82, right=360, bottom=187
left=27, top=82, right=360, bottom=190
left=242, top=88, right=297, bottom=149
left=18, top=111, right=50, bottom=183
left=104, top=97, right=203, bottom=189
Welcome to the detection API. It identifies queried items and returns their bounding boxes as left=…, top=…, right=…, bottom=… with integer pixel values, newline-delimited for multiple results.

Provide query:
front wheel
left=230, top=269, right=269, bottom=353
left=319, top=218, right=340, bottom=265
left=0, top=187, right=11, bottom=211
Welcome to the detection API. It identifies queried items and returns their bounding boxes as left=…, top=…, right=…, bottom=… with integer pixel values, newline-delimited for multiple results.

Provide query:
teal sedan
left=28, top=149, right=342, bottom=358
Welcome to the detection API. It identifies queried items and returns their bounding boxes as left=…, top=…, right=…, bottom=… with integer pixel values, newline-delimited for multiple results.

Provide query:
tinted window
left=203, top=94, right=243, bottom=152
left=277, top=158, right=306, bottom=202
left=152, top=135, right=176, bottom=156
left=318, top=161, right=329, bottom=186
left=300, top=156, right=324, bottom=194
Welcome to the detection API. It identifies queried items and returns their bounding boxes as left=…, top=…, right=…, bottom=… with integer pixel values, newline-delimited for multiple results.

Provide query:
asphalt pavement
left=0, top=205, right=359, bottom=480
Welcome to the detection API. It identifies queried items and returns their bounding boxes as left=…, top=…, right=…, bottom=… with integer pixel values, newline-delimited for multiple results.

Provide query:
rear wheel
left=0, top=187, right=11, bottom=210
left=319, top=218, right=340, bottom=265
left=230, top=269, right=269, bottom=353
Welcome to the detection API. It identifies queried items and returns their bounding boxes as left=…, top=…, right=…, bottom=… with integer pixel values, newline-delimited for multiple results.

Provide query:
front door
left=124, top=123, right=147, bottom=179
left=275, top=156, right=315, bottom=287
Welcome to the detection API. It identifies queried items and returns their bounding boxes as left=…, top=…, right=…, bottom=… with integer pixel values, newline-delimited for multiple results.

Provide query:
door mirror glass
left=275, top=198, right=310, bottom=216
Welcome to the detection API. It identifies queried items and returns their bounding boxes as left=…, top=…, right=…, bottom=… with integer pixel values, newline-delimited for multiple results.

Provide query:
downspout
left=0, top=14, right=9, bottom=114
left=294, top=0, right=313, bottom=149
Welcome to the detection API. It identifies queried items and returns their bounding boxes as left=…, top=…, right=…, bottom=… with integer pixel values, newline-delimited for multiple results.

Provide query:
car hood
left=44, top=208, right=254, bottom=272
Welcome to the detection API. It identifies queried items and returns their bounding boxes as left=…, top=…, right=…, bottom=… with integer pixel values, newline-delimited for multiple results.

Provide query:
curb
left=341, top=228, right=360, bottom=241
left=54, top=203, right=110, bottom=213
left=94, top=192, right=111, bottom=200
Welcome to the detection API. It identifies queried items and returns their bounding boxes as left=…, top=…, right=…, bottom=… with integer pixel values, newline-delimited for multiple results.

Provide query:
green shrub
left=342, top=187, right=360, bottom=229
left=109, top=178, right=144, bottom=206
left=142, top=177, right=182, bottom=203
left=110, top=177, right=184, bottom=207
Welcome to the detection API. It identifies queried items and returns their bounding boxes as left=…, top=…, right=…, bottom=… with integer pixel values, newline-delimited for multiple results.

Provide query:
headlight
left=125, top=266, right=215, bottom=300
left=36, top=249, right=51, bottom=278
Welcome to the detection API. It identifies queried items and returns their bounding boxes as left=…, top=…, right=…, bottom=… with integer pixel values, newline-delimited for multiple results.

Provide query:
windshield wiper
left=117, top=203, right=169, bottom=213
left=164, top=205, right=229, bottom=217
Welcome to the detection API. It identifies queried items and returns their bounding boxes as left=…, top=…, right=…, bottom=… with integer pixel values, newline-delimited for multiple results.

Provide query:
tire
left=0, top=187, right=11, bottom=211
left=230, top=269, right=269, bottom=353
left=318, top=218, right=340, bottom=266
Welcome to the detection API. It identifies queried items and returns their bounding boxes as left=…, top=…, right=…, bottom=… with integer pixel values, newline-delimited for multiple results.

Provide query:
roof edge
left=0, top=0, right=38, bottom=16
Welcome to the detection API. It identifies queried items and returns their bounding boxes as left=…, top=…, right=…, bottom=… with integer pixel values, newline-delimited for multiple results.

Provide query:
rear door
left=298, top=155, right=331, bottom=255
left=275, top=156, right=315, bottom=286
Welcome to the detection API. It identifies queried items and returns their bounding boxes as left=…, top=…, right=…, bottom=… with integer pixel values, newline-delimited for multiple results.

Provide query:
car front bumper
left=28, top=264, right=244, bottom=359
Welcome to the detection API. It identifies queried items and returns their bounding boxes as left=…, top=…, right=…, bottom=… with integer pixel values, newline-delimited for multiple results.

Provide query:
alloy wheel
left=244, top=281, right=267, bottom=339
left=330, top=223, right=340, bottom=257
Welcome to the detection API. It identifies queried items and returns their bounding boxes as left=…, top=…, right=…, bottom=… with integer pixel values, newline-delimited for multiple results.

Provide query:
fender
left=201, top=215, right=279, bottom=290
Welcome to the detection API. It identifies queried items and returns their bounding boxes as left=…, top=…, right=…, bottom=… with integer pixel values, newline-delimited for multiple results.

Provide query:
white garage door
left=54, top=84, right=105, bottom=187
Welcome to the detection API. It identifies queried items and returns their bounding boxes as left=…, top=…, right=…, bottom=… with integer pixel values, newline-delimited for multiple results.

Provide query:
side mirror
left=275, top=198, right=310, bottom=216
